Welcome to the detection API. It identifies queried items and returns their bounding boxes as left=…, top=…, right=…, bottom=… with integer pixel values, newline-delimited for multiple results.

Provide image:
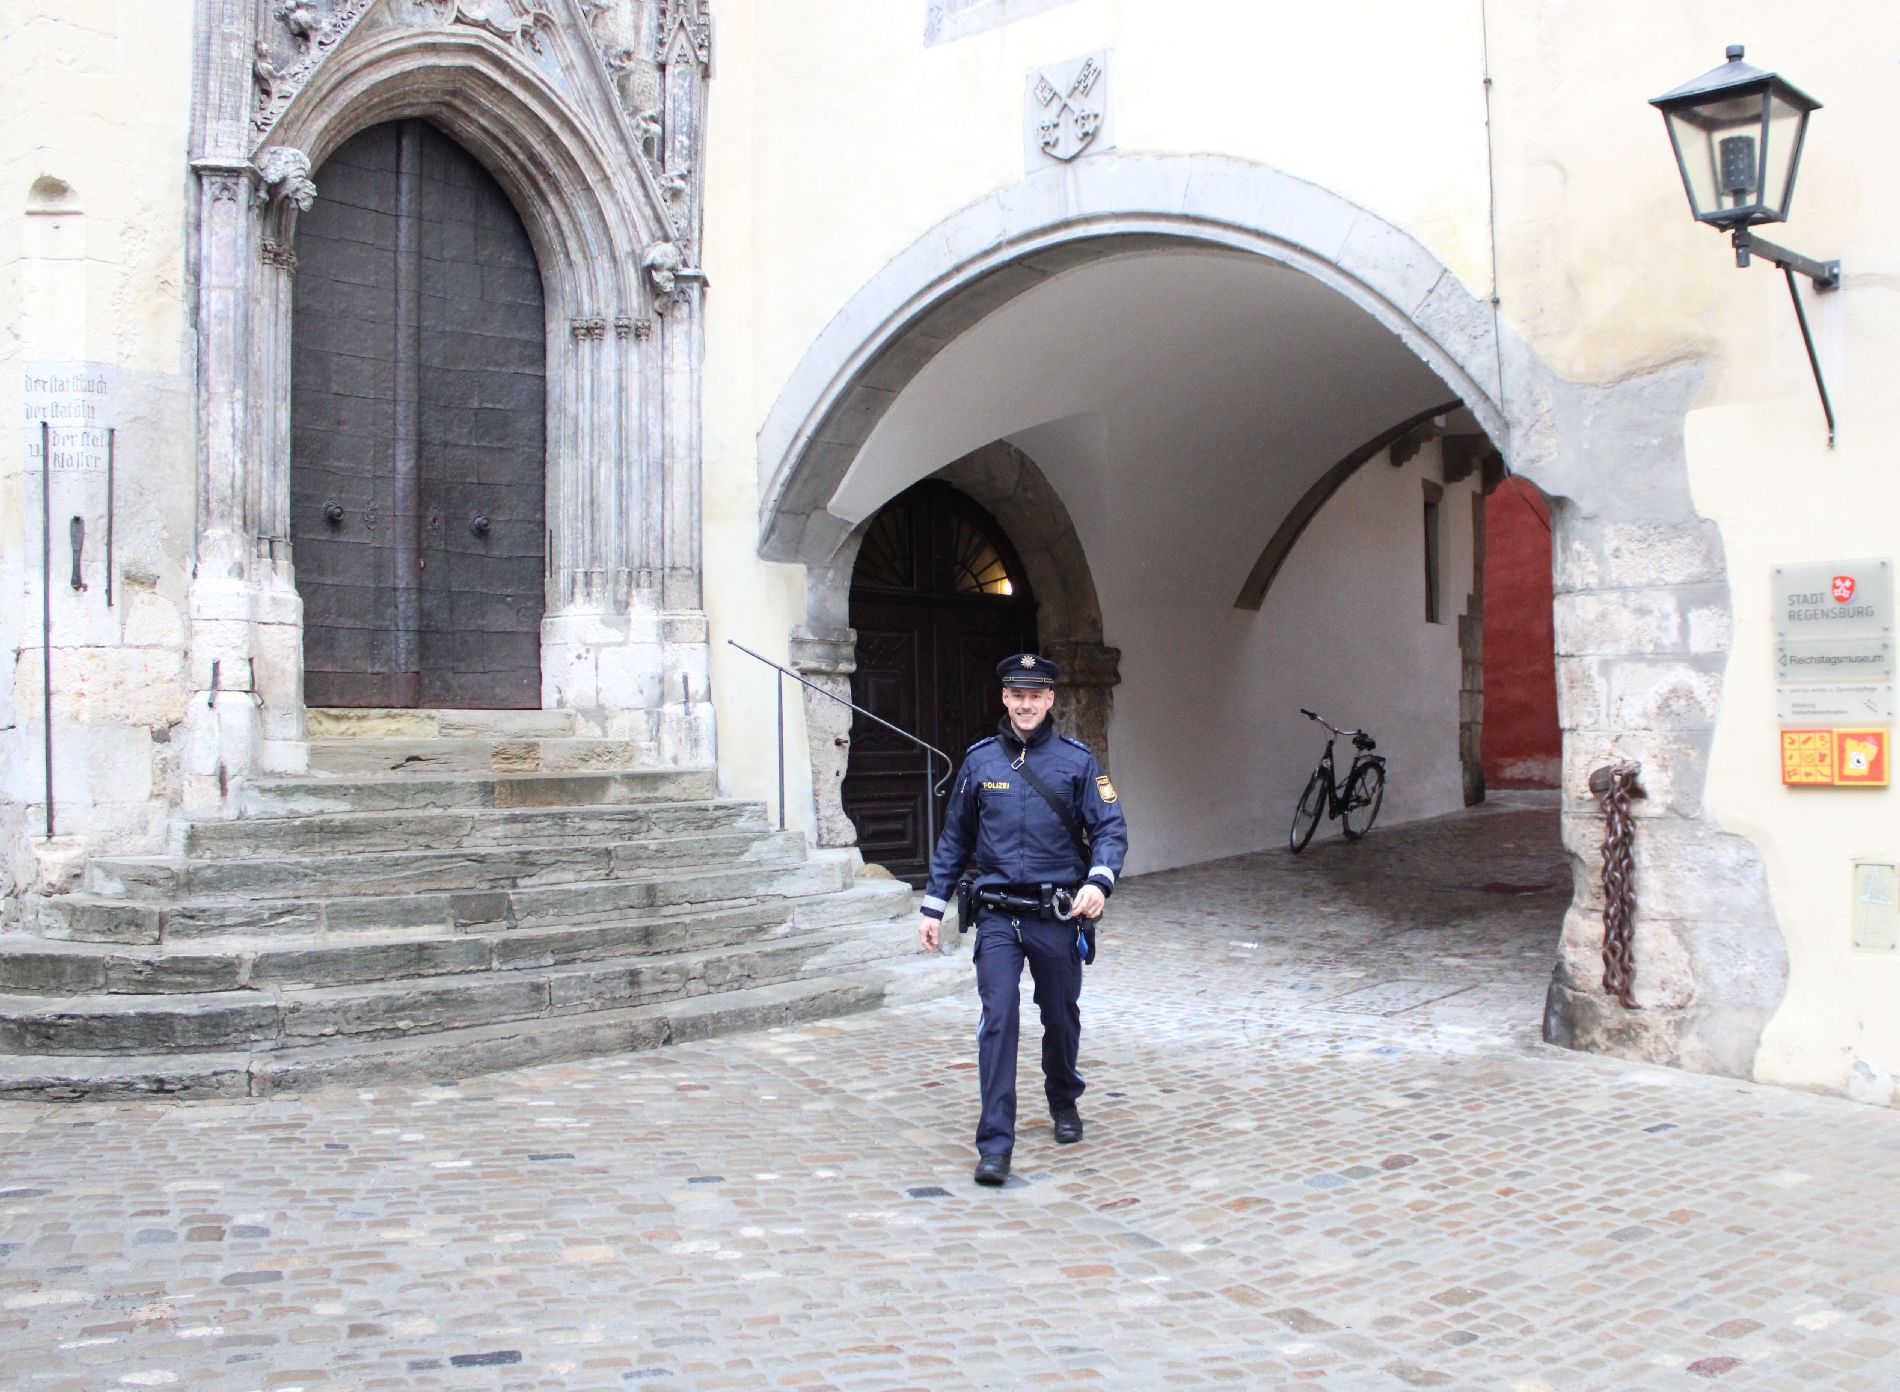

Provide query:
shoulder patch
left=1060, top=735, right=1094, bottom=753
left=966, top=736, right=997, bottom=753
left=1095, top=775, right=1118, bottom=804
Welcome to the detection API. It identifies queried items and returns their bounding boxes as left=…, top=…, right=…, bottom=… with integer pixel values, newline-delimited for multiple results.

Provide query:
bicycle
left=1288, top=708, right=1386, bottom=852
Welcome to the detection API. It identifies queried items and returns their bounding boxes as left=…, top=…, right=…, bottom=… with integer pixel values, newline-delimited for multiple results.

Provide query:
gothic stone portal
left=291, top=119, right=548, bottom=709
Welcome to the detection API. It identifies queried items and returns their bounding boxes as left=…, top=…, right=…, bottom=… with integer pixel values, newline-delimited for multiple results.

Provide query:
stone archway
left=759, top=153, right=1788, bottom=1085
left=184, top=5, right=717, bottom=810
left=791, top=442, right=1113, bottom=852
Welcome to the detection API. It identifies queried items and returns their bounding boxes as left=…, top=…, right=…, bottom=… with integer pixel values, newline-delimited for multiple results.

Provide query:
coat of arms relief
left=1026, top=51, right=1112, bottom=164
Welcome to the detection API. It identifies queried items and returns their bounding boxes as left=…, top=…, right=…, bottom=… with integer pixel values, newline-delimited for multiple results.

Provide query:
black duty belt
left=958, top=880, right=1076, bottom=925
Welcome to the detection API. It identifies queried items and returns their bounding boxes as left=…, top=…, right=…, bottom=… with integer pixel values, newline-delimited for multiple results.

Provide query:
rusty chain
left=1587, top=760, right=1642, bottom=1008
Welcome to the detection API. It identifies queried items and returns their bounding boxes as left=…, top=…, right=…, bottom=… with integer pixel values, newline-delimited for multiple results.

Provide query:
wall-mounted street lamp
left=1652, top=45, right=1842, bottom=445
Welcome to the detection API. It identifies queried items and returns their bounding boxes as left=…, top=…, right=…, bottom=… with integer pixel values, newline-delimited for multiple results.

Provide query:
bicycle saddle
left=1352, top=733, right=1377, bottom=751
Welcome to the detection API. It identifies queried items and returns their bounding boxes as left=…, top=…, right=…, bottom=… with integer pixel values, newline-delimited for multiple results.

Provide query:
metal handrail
left=726, top=640, right=955, bottom=857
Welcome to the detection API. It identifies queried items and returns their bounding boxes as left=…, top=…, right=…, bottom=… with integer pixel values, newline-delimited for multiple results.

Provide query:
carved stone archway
left=186, top=0, right=715, bottom=800
left=758, top=152, right=1789, bottom=1088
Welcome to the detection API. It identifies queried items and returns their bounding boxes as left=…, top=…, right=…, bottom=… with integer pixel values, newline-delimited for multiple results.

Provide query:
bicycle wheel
left=1341, top=761, right=1385, bottom=840
left=1289, top=769, right=1326, bottom=852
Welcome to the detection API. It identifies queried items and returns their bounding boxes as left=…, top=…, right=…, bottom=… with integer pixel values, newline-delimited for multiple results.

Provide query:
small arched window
left=850, top=480, right=1029, bottom=603
left=946, top=512, right=1015, bottom=596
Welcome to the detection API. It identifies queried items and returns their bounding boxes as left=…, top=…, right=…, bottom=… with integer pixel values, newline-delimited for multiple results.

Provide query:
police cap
left=998, top=652, right=1061, bottom=688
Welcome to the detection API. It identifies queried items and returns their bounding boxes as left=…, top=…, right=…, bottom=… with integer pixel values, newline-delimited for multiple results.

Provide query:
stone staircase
left=0, top=711, right=961, bottom=1100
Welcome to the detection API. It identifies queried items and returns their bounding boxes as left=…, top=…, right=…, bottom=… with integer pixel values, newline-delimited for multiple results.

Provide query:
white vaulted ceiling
left=829, top=249, right=1456, bottom=607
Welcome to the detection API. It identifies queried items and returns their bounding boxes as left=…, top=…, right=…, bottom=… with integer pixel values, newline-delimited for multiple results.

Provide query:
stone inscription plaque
left=20, top=362, right=116, bottom=577
left=21, top=362, right=116, bottom=475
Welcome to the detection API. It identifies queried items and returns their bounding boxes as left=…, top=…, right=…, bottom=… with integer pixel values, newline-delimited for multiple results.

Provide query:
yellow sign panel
left=1781, top=728, right=1891, bottom=787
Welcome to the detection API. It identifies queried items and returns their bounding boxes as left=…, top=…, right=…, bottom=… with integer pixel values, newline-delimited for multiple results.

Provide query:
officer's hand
left=918, top=917, right=940, bottom=952
left=1072, top=884, right=1106, bottom=920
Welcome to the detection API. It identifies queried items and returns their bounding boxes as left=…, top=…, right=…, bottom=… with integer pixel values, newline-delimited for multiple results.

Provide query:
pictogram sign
left=1782, top=727, right=1890, bottom=787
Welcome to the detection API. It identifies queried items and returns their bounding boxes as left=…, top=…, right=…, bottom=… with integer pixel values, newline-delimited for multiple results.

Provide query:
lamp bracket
left=1732, top=228, right=1842, bottom=291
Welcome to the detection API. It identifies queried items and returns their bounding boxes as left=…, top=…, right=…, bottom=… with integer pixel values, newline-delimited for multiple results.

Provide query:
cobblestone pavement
left=5, top=794, right=1900, bottom=1391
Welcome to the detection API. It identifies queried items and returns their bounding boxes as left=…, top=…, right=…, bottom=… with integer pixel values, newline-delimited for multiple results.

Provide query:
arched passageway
left=291, top=119, right=547, bottom=709
left=759, top=155, right=1785, bottom=1081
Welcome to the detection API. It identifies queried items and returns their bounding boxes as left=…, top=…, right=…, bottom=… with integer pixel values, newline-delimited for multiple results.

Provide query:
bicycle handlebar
left=1300, top=708, right=1364, bottom=739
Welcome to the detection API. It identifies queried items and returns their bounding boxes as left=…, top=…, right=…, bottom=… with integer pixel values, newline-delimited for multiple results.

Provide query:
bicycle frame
left=1303, top=711, right=1383, bottom=816
left=1290, top=708, right=1387, bottom=853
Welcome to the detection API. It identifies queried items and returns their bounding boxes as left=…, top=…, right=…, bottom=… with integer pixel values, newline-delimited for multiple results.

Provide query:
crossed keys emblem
left=1032, top=56, right=1104, bottom=161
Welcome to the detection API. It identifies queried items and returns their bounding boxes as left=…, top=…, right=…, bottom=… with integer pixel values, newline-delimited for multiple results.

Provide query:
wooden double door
left=843, top=482, right=1039, bottom=883
left=290, top=120, right=547, bottom=709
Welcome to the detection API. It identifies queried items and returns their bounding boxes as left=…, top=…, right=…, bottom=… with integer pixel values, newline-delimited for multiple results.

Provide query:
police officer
left=916, top=653, right=1129, bottom=1187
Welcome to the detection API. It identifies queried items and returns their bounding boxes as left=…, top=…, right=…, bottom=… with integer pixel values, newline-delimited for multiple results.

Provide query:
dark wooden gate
left=844, top=481, right=1038, bottom=882
left=290, top=120, right=546, bottom=709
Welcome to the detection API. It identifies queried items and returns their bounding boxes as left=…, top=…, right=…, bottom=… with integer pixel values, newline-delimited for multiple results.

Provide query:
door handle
left=469, top=514, right=491, bottom=538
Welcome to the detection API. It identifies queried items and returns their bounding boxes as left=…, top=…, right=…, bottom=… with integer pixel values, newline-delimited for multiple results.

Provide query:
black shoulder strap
left=1017, top=758, right=1089, bottom=860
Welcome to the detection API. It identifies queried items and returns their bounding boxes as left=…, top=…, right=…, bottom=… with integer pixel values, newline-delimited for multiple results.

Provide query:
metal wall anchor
left=69, top=516, right=87, bottom=591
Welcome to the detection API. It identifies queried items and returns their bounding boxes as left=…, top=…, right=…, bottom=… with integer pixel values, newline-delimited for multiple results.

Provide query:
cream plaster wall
left=1, top=3, right=197, bottom=891
left=1691, top=392, right=1900, bottom=1102
left=1486, top=6, right=1900, bottom=1094
left=1107, top=440, right=1476, bottom=874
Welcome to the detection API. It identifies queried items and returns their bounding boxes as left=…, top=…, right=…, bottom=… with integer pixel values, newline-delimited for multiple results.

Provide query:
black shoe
left=973, top=1153, right=1010, bottom=1186
left=1052, top=1105, right=1083, bottom=1145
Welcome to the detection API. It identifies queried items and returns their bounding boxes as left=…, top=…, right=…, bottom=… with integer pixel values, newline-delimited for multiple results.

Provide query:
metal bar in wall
left=40, top=420, right=55, bottom=838
left=105, top=427, right=115, bottom=607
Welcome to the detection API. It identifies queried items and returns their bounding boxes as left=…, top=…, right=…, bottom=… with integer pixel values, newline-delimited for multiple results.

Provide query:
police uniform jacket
left=919, top=718, right=1128, bottom=921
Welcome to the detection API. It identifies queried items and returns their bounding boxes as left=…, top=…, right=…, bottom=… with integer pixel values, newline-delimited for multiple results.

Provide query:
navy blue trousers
left=972, top=907, right=1087, bottom=1157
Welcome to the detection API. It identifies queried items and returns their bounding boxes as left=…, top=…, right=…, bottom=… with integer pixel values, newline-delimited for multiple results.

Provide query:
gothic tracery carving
left=251, top=0, right=379, bottom=139
left=273, top=0, right=319, bottom=47
left=261, top=238, right=300, bottom=273
left=254, top=147, right=318, bottom=210
left=432, top=0, right=553, bottom=53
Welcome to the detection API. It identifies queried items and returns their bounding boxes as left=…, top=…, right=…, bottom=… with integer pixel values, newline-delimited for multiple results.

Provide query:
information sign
left=1776, top=635, right=1894, bottom=682
left=1775, top=682, right=1897, bottom=725
left=1781, top=728, right=1891, bottom=787
left=1771, top=561, right=1893, bottom=640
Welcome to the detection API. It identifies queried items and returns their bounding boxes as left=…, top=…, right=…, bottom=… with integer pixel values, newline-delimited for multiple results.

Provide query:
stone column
left=1541, top=510, right=1786, bottom=1076
left=790, top=626, right=858, bottom=848
left=1047, top=640, right=1120, bottom=770
left=657, top=283, right=713, bottom=765
left=181, top=0, right=267, bottom=812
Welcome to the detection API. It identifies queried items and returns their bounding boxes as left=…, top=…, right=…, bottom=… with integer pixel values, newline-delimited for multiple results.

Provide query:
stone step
left=88, top=829, right=806, bottom=901
left=0, top=918, right=927, bottom=1056
left=305, top=708, right=581, bottom=740
left=306, top=737, right=645, bottom=777
left=0, top=954, right=968, bottom=1101
left=239, top=767, right=718, bottom=817
left=0, top=882, right=915, bottom=995
left=40, top=855, right=856, bottom=945
left=181, top=799, right=770, bottom=859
